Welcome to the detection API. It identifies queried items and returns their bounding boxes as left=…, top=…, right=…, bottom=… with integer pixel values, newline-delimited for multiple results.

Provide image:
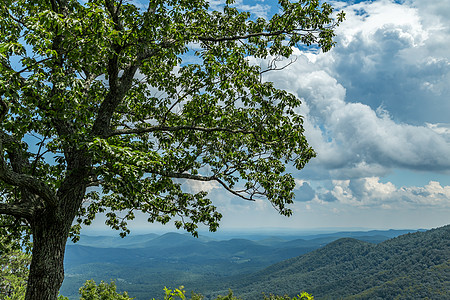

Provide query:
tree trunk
left=25, top=210, right=70, bottom=300
left=24, top=156, right=88, bottom=300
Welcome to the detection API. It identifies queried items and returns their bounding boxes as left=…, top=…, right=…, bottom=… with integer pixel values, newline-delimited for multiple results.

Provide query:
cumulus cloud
left=246, top=0, right=450, bottom=216
left=426, top=123, right=450, bottom=142
left=317, top=191, right=338, bottom=203
left=159, top=0, right=450, bottom=229
left=261, top=51, right=450, bottom=176
left=330, top=177, right=396, bottom=206
left=294, top=181, right=316, bottom=202
left=326, top=177, right=450, bottom=209
left=178, top=178, right=220, bottom=194
left=329, top=0, right=450, bottom=124
left=256, top=0, right=450, bottom=179
left=209, top=0, right=271, bottom=18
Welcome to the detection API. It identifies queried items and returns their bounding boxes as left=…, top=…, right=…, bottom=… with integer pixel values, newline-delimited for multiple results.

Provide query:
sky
left=88, top=0, right=450, bottom=234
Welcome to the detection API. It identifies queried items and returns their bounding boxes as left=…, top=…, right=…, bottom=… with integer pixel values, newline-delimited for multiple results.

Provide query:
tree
left=0, top=0, right=344, bottom=298
left=0, top=240, right=67, bottom=300
left=78, top=280, right=133, bottom=300
left=0, top=237, right=31, bottom=300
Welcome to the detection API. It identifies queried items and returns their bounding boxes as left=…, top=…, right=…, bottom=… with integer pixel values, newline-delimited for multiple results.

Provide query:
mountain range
left=60, top=227, right=448, bottom=299
left=206, top=225, right=450, bottom=299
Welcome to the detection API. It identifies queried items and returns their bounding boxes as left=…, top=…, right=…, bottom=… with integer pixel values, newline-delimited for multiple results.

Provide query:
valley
left=60, top=228, right=440, bottom=299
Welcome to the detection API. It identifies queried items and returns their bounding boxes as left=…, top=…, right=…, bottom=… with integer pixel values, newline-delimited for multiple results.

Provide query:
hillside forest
left=56, top=225, right=450, bottom=299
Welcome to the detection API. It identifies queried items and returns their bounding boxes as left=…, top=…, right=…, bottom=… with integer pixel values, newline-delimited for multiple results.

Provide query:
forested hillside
left=61, top=230, right=408, bottom=299
left=62, top=233, right=336, bottom=299
left=211, top=225, right=450, bottom=299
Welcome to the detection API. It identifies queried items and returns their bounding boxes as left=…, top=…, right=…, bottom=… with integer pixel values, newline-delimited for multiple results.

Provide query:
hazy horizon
left=78, top=224, right=435, bottom=238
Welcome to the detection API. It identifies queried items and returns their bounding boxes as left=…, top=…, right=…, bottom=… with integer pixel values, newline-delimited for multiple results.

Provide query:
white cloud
left=327, top=0, right=450, bottom=124
left=209, top=0, right=271, bottom=18
left=334, top=0, right=426, bottom=48
left=327, top=177, right=450, bottom=209
left=245, top=0, right=450, bottom=221
left=234, top=0, right=271, bottom=19
left=401, top=181, right=450, bottom=206
left=254, top=0, right=450, bottom=180
left=177, top=178, right=220, bottom=194
left=294, top=181, right=316, bottom=202
left=330, top=177, right=396, bottom=206
left=426, top=123, right=450, bottom=141
left=261, top=51, right=450, bottom=176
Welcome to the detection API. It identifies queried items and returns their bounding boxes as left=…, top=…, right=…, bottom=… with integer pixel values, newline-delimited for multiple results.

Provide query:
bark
left=25, top=209, right=69, bottom=300
left=24, top=168, right=87, bottom=300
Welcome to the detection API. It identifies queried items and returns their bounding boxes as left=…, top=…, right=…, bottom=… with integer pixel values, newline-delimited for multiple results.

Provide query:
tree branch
left=198, top=28, right=321, bottom=43
left=2, top=5, right=28, bottom=28
left=0, top=166, right=57, bottom=208
left=0, top=135, right=57, bottom=208
left=86, top=178, right=104, bottom=187
left=0, top=99, right=8, bottom=123
left=91, top=38, right=177, bottom=138
left=214, top=177, right=255, bottom=201
left=0, top=202, right=35, bottom=219
left=260, top=56, right=298, bottom=75
left=153, top=171, right=256, bottom=202
left=108, top=125, right=254, bottom=137
left=200, top=30, right=286, bottom=42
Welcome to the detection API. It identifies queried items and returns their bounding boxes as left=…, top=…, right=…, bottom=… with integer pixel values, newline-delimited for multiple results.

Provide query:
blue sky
left=88, top=0, right=450, bottom=234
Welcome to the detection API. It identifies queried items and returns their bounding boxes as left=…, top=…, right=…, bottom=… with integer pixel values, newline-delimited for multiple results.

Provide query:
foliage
left=60, top=232, right=339, bottom=298
left=263, top=292, right=314, bottom=300
left=0, top=239, right=30, bottom=300
left=0, top=0, right=344, bottom=240
left=6, top=226, right=448, bottom=300
left=217, top=225, right=450, bottom=299
left=157, top=286, right=187, bottom=300
left=0, top=241, right=313, bottom=300
left=0, top=0, right=343, bottom=297
left=155, top=286, right=314, bottom=300
left=79, top=280, right=134, bottom=300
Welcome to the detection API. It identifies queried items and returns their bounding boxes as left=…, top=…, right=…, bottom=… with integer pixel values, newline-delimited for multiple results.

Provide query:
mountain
left=71, top=233, right=160, bottom=248
left=210, top=225, right=450, bottom=299
left=60, top=229, right=423, bottom=299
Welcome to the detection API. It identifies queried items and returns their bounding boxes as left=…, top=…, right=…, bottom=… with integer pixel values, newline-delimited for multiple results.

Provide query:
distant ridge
left=70, top=233, right=160, bottom=248
left=212, top=225, right=450, bottom=300
left=61, top=228, right=434, bottom=299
